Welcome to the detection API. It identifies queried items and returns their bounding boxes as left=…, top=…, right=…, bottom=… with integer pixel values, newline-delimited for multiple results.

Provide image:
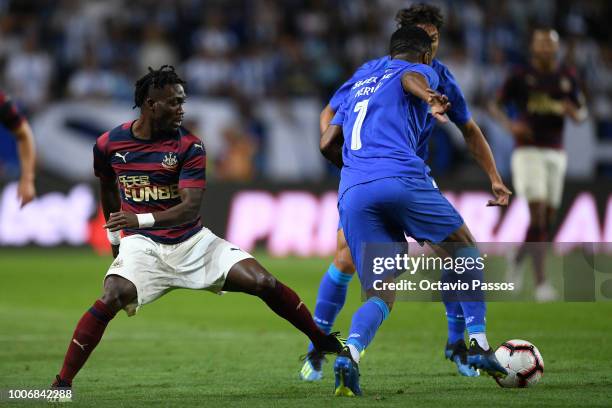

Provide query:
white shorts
left=105, top=228, right=253, bottom=316
left=511, top=147, right=567, bottom=208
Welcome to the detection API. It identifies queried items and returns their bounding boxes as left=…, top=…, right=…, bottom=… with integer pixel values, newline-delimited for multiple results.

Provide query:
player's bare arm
left=104, top=188, right=203, bottom=231
left=401, top=72, right=450, bottom=122
left=12, top=120, right=37, bottom=207
left=320, top=124, right=344, bottom=168
left=319, top=103, right=335, bottom=134
left=562, top=98, right=588, bottom=123
left=99, top=177, right=121, bottom=257
left=458, top=119, right=512, bottom=207
left=319, top=103, right=344, bottom=168
left=488, top=95, right=534, bottom=143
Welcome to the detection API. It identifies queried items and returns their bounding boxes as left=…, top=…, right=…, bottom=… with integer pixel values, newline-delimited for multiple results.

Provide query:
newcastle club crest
left=162, top=152, right=178, bottom=169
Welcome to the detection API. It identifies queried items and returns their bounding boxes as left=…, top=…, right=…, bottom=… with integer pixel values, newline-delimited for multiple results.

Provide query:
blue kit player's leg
left=334, top=178, right=408, bottom=397
left=393, top=176, right=506, bottom=378
left=312, top=262, right=353, bottom=335
left=451, top=244, right=506, bottom=377
left=300, top=228, right=354, bottom=381
left=441, top=281, right=479, bottom=377
left=300, top=221, right=354, bottom=381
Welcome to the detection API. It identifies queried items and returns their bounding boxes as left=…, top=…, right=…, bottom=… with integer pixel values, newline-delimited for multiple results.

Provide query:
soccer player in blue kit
left=300, top=4, right=512, bottom=383
left=319, top=26, right=509, bottom=396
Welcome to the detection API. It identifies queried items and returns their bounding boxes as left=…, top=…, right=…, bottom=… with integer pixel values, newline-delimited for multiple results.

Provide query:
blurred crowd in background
left=0, top=0, right=610, bottom=182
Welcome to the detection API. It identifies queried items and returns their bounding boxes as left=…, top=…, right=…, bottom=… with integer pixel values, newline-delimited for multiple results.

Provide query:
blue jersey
left=328, top=57, right=391, bottom=112
left=332, top=59, right=439, bottom=199
left=329, top=57, right=471, bottom=160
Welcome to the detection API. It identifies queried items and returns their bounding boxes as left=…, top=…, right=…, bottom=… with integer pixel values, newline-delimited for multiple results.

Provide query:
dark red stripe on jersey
left=106, top=140, right=177, bottom=153
left=499, top=65, right=580, bottom=150
left=96, top=131, right=111, bottom=153
left=95, top=123, right=206, bottom=244
left=179, top=179, right=206, bottom=189
left=113, top=162, right=179, bottom=172
left=182, top=157, right=205, bottom=169
left=93, top=142, right=115, bottom=180
left=179, top=175, right=205, bottom=187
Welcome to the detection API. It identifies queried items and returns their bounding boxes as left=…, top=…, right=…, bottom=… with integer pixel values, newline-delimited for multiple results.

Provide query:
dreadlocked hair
left=133, top=65, right=185, bottom=109
left=395, top=3, right=444, bottom=30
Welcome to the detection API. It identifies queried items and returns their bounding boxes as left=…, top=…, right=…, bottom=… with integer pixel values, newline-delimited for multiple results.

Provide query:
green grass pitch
left=1, top=248, right=611, bottom=407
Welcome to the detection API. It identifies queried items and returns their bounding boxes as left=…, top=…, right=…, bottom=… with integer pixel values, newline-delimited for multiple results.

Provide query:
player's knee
left=102, top=276, right=136, bottom=313
left=444, top=224, right=475, bottom=246
left=456, top=225, right=475, bottom=245
left=333, top=246, right=355, bottom=274
left=100, top=290, right=124, bottom=314
left=252, top=270, right=277, bottom=297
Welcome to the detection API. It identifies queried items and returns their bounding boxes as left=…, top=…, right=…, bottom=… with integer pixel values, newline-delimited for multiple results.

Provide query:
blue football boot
left=333, top=347, right=362, bottom=397
left=467, top=339, right=508, bottom=378
left=299, top=350, right=325, bottom=381
left=445, top=339, right=480, bottom=377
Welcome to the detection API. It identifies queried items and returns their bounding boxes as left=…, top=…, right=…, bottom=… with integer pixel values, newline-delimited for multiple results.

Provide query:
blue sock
left=308, top=264, right=353, bottom=352
left=455, top=247, right=487, bottom=335
left=444, top=301, right=465, bottom=343
left=346, top=297, right=390, bottom=355
left=441, top=268, right=465, bottom=343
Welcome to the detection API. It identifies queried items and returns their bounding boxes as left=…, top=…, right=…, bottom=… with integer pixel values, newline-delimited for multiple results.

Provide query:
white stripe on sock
left=469, top=333, right=490, bottom=351
left=347, top=344, right=361, bottom=363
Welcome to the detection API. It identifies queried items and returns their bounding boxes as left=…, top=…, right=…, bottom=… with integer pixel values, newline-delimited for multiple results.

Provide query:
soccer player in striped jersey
left=51, top=66, right=342, bottom=390
left=300, top=3, right=511, bottom=382
left=0, top=91, right=36, bottom=206
left=491, top=28, right=587, bottom=301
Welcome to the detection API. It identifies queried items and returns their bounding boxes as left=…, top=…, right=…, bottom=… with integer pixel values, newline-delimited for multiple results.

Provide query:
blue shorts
left=338, top=176, right=464, bottom=289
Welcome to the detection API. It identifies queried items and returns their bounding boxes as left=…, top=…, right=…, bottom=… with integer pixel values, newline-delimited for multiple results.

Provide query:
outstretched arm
left=320, top=125, right=344, bottom=168
left=319, top=102, right=344, bottom=168
left=12, top=121, right=37, bottom=207
left=458, top=119, right=512, bottom=206
left=487, top=98, right=533, bottom=143
left=320, top=103, right=336, bottom=134
left=401, top=72, right=450, bottom=122
left=562, top=99, right=588, bottom=123
left=104, top=188, right=204, bottom=231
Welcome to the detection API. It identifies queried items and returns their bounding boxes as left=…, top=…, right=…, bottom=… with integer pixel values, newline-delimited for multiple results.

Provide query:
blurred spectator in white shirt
left=4, top=28, right=53, bottom=112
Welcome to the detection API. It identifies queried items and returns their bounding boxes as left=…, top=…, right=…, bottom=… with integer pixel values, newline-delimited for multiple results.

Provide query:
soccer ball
left=494, top=339, right=544, bottom=388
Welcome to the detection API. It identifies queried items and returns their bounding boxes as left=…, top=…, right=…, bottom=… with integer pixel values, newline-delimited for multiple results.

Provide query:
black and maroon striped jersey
left=93, top=121, right=206, bottom=244
left=0, top=91, right=24, bottom=131
left=499, top=65, right=584, bottom=149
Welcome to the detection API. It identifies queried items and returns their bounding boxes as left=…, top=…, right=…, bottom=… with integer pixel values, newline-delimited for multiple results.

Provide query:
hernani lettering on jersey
left=355, top=86, right=377, bottom=98
left=352, top=75, right=378, bottom=89
left=352, top=70, right=394, bottom=98
left=118, top=175, right=180, bottom=202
